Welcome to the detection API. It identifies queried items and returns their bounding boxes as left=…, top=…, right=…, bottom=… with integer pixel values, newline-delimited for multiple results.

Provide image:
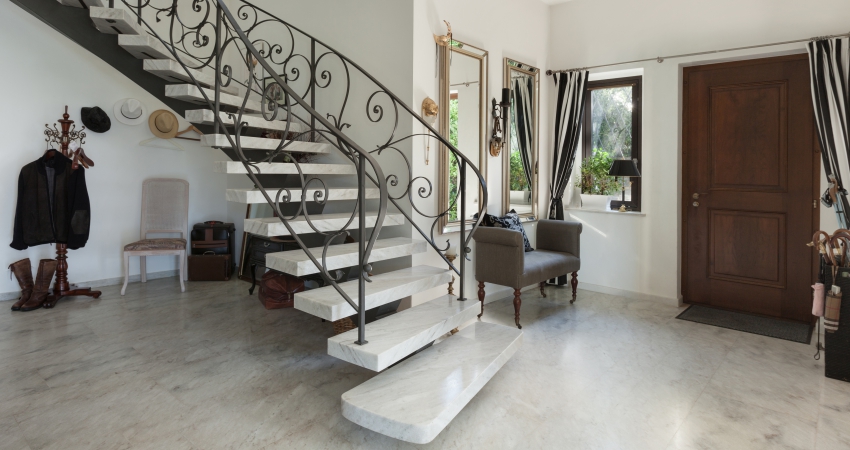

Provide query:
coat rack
left=42, top=106, right=102, bottom=308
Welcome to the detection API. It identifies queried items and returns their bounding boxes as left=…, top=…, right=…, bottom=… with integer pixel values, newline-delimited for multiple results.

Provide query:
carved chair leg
left=477, top=281, right=485, bottom=318
left=513, top=289, right=522, bottom=329
left=539, top=281, right=547, bottom=298
left=570, top=272, right=578, bottom=304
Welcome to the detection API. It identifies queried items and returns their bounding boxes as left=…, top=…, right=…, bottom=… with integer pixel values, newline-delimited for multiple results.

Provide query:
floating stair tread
left=213, top=161, right=355, bottom=175
left=244, top=212, right=405, bottom=238
left=118, top=34, right=173, bottom=60
left=143, top=60, right=238, bottom=95
left=295, top=265, right=451, bottom=322
left=90, top=7, right=143, bottom=35
left=165, top=84, right=261, bottom=112
left=266, top=237, right=427, bottom=277
left=342, top=322, right=522, bottom=444
left=226, top=188, right=380, bottom=204
left=185, top=109, right=304, bottom=133
left=329, top=294, right=478, bottom=372
left=58, top=0, right=104, bottom=8
left=200, top=135, right=331, bottom=153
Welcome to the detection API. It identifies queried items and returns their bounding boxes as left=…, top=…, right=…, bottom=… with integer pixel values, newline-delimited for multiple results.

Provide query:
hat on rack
left=113, top=98, right=147, bottom=126
left=148, top=109, right=180, bottom=139
left=80, top=106, right=111, bottom=133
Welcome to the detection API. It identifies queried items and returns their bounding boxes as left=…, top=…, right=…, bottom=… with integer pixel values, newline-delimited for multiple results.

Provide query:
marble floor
left=0, top=277, right=848, bottom=450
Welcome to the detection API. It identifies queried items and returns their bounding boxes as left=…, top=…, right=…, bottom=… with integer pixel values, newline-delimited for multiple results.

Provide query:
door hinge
left=814, top=200, right=818, bottom=209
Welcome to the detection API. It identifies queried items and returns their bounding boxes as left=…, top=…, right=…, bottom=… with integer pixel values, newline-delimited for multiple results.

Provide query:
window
left=582, top=76, right=642, bottom=211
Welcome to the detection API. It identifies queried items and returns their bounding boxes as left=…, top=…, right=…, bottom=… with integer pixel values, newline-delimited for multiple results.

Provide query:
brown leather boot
left=20, top=259, right=57, bottom=312
left=9, top=259, right=33, bottom=311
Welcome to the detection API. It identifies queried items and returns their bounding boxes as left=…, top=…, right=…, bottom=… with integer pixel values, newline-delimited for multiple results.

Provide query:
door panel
left=683, top=54, right=817, bottom=323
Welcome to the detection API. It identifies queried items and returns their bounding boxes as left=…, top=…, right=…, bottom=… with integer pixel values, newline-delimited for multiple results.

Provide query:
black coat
left=10, top=152, right=90, bottom=250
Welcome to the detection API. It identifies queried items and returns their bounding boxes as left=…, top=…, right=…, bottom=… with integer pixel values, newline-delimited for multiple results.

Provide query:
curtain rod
left=545, top=31, right=850, bottom=75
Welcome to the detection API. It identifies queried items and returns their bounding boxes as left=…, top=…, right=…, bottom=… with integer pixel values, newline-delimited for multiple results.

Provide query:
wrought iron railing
left=119, top=0, right=487, bottom=345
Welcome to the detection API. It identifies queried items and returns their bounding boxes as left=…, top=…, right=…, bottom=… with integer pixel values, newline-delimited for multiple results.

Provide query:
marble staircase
left=52, top=1, right=523, bottom=443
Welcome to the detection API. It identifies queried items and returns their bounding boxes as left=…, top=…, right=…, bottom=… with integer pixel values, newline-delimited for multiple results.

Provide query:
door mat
left=676, top=305, right=813, bottom=344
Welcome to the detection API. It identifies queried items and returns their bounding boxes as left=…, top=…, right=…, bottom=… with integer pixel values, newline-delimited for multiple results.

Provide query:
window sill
left=564, top=208, right=646, bottom=217
left=442, top=215, right=537, bottom=234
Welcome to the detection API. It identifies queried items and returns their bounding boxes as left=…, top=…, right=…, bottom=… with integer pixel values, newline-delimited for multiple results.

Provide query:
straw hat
left=148, top=110, right=179, bottom=139
left=113, top=98, right=147, bottom=125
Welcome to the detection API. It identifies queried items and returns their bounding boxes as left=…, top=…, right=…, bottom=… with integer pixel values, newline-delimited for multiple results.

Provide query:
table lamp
left=608, top=159, right=641, bottom=212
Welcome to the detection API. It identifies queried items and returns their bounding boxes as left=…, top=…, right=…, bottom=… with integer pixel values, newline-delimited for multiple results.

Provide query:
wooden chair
left=121, top=178, right=189, bottom=295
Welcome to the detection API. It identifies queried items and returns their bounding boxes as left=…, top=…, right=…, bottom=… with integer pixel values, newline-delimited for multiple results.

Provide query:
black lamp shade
left=608, top=159, right=641, bottom=177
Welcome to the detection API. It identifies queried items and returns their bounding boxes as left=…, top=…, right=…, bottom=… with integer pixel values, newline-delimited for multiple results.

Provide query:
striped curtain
left=511, top=77, right=535, bottom=189
left=548, top=71, right=589, bottom=221
left=808, top=37, right=850, bottom=228
left=548, top=70, right=589, bottom=286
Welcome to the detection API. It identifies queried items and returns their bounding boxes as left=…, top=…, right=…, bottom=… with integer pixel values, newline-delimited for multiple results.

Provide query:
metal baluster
left=137, top=0, right=141, bottom=24
left=213, top=6, right=222, bottom=136
left=459, top=158, right=466, bottom=302
left=356, top=152, right=368, bottom=345
left=310, top=39, right=316, bottom=143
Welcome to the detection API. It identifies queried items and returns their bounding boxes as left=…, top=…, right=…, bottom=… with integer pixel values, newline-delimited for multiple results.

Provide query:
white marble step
left=213, top=161, right=355, bottom=175
left=118, top=34, right=173, bottom=60
left=266, top=237, right=427, bottom=277
left=200, top=134, right=331, bottom=154
left=342, top=322, right=522, bottom=444
left=226, top=188, right=380, bottom=204
left=143, top=60, right=238, bottom=95
left=186, top=110, right=304, bottom=133
left=90, top=7, right=143, bottom=35
left=295, top=265, right=451, bottom=322
left=165, top=84, right=262, bottom=112
left=58, top=0, right=104, bottom=8
left=329, top=294, right=478, bottom=372
left=244, top=212, right=405, bottom=238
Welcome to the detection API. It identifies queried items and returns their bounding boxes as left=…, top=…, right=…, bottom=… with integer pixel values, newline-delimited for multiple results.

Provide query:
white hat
left=113, top=98, right=147, bottom=125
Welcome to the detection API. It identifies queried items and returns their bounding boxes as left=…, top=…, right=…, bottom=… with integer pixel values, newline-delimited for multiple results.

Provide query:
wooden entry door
left=683, top=54, right=819, bottom=323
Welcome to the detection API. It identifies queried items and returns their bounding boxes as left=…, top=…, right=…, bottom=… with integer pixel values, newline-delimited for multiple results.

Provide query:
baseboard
left=572, top=281, right=681, bottom=307
left=0, top=270, right=180, bottom=301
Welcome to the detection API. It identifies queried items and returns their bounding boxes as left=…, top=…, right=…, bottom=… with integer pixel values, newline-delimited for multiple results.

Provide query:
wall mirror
left=503, top=58, right=540, bottom=219
left=438, top=39, right=488, bottom=233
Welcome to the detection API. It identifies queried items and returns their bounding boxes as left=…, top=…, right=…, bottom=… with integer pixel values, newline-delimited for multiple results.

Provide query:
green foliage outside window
left=580, top=151, right=620, bottom=196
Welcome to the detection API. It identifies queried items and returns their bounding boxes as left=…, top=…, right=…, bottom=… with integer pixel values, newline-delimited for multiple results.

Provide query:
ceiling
left=538, top=0, right=575, bottom=4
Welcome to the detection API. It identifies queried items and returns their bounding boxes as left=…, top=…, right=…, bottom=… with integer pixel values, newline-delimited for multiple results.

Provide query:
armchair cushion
left=124, top=238, right=186, bottom=251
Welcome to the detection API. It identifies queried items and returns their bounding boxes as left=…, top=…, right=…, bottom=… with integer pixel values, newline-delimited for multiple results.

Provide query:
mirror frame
left=438, top=39, right=488, bottom=234
left=503, top=58, right=540, bottom=220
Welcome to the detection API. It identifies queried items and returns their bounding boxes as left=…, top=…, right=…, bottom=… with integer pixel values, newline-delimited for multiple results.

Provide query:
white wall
left=411, top=0, right=551, bottom=305
left=0, top=2, right=228, bottom=298
left=549, top=0, right=850, bottom=303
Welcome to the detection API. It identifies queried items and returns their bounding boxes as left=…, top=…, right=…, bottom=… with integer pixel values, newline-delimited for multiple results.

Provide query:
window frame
left=582, top=76, right=643, bottom=211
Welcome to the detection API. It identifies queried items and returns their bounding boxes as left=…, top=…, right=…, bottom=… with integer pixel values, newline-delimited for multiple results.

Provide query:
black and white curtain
left=549, top=70, right=589, bottom=220
left=548, top=70, right=589, bottom=286
left=511, top=77, right=535, bottom=190
left=808, top=37, right=850, bottom=228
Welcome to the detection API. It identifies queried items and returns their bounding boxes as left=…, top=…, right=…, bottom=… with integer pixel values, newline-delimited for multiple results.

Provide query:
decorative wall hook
left=434, top=20, right=452, bottom=47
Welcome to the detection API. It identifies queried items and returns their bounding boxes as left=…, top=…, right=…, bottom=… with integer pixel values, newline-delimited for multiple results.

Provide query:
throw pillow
left=492, top=210, right=534, bottom=252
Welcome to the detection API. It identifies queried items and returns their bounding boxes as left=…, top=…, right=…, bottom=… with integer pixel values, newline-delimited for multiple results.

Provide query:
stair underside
left=165, top=84, right=262, bottom=112
left=329, top=294, right=477, bottom=372
left=185, top=109, right=305, bottom=133
left=90, top=7, right=142, bottom=35
left=143, top=60, right=238, bottom=95
left=58, top=0, right=104, bottom=8
left=200, top=134, right=331, bottom=153
left=244, top=212, right=405, bottom=238
left=342, top=322, right=522, bottom=444
left=226, top=188, right=380, bottom=204
left=213, top=161, right=356, bottom=175
left=295, top=265, right=451, bottom=321
left=266, top=237, right=427, bottom=277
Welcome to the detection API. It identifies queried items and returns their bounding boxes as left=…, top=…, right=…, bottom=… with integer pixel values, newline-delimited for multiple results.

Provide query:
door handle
left=692, top=192, right=709, bottom=200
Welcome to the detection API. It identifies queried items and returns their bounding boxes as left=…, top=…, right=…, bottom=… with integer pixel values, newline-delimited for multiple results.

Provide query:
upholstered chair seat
left=123, top=238, right=187, bottom=251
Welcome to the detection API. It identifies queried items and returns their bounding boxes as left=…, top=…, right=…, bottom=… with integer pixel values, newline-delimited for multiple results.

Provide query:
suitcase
left=190, top=221, right=235, bottom=256
left=188, top=253, right=232, bottom=281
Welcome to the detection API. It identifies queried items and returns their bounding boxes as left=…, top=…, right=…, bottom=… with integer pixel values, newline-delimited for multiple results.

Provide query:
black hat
left=80, top=106, right=111, bottom=133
